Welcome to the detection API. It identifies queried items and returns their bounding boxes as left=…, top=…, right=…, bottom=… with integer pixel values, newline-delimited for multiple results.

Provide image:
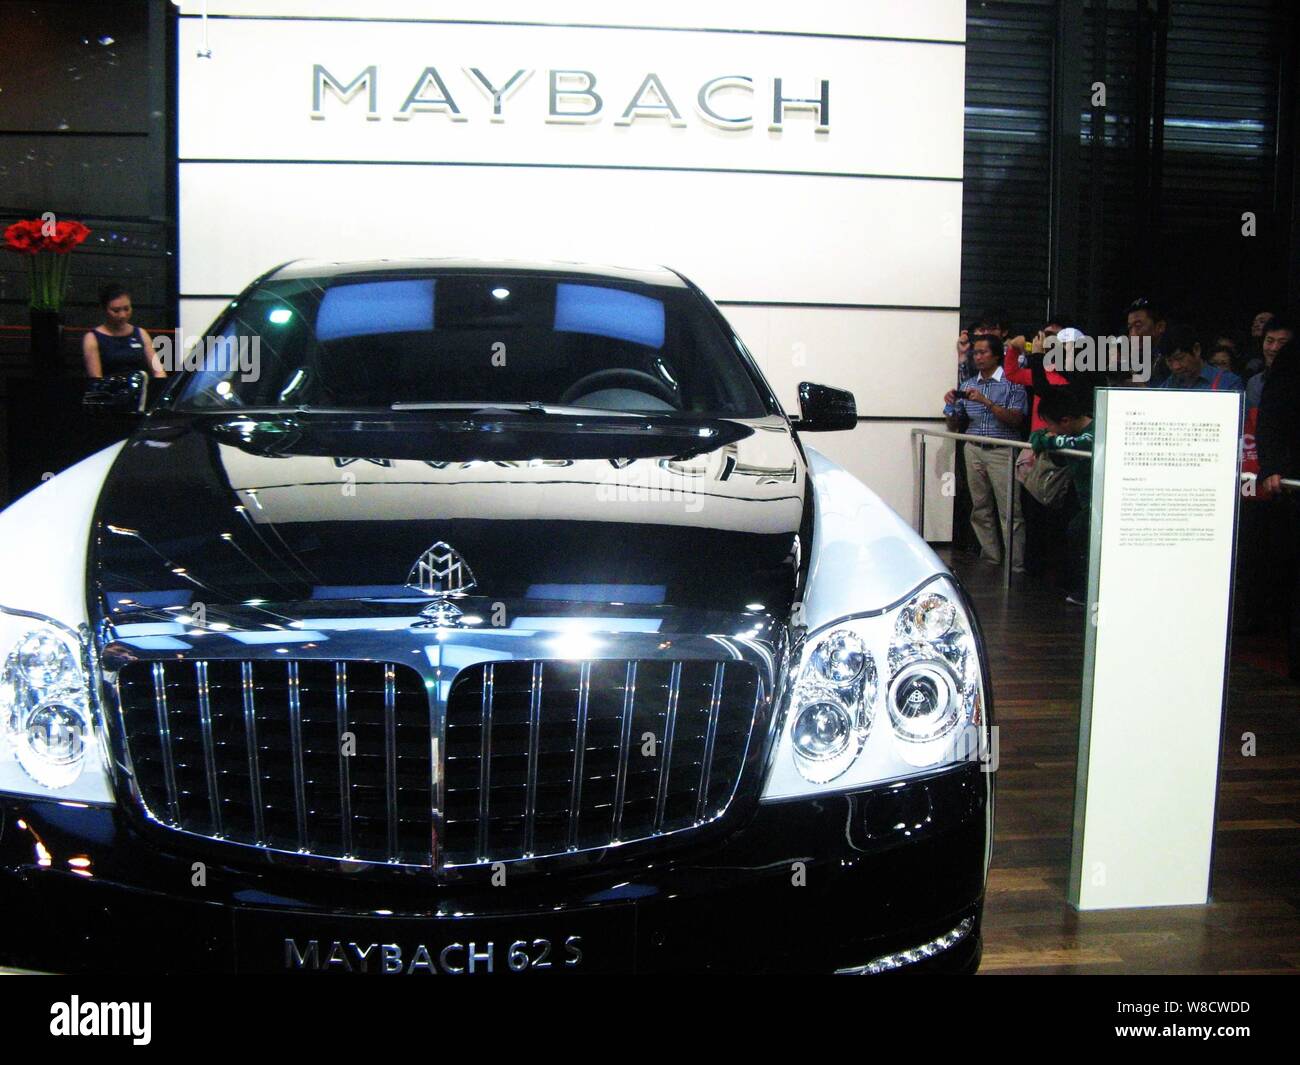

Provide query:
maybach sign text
left=311, top=65, right=831, bottom=132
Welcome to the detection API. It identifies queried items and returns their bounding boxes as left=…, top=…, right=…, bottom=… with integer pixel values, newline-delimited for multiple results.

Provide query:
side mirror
left=83, top=371, right=148, bottom=415
left=795, top=381, right=857, bottom=432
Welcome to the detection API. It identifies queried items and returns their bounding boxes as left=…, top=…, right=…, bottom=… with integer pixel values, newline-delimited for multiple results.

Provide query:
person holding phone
left=944, top=333, right=1029, bottom=569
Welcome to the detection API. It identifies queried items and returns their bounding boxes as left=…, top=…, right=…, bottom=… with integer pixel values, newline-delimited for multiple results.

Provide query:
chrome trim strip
left=612, top=660, right=636, bottom=841
left=428, top=644, right=445, bottom=869
left=240, top=661, right=265, bottom=844
left=286, top=660, right=308, bottom=849
left=835, top=917, right=975, bottom=975
left=476, top=662, right=494, bottom=861
left=151, top=661, right=180, bottom=823
left=384, top=663, right=398, bottom=861
left=654, top=661, right=683, bottom=833
left=523, top=660, right=542, bottom=856
left=335, top=660, right=353, bottom=858
left=697, top=661, right=725, bottom=822
left=800, top=572, right=962, bottom=642
left=567, top=661, right=592, bottom=851
left=194, top=660, right=223, bottom=836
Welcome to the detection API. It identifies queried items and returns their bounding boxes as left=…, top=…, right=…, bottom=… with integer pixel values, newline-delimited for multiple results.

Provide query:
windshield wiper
left=389, top=401, right=642, bottom=418
left=389, top=401, right=527, bottom=412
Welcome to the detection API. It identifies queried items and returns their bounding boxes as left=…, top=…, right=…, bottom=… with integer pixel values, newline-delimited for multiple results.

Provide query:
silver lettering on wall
left=310, top=65, right=829, bottom=133
left=696, top=74, right=754, bottom=129
left=395, top=66, right=467, bottom=122
left=547, top=69, right=604, bottom=123
left=615, top=72, right=686, bottom=127
left=311, top=63, right=379, bottom=120
left=769, top=77, right=830, bottom=133
left=464, top=67, right=534, bottom=121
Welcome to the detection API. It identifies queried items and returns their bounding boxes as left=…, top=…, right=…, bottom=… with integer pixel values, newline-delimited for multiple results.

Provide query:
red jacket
left=1003, top=344, right=1069, bottom=431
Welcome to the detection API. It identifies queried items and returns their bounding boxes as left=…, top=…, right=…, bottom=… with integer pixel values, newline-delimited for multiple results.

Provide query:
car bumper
left=0, top=763, right=990, bottom=974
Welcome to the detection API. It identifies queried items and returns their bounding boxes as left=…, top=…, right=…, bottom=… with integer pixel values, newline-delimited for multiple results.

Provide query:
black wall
left=0, top=0, right=177, bottom=363
left=0, top=0, right=176, bottom=500
left=962, top=0, right=1300, bottom=339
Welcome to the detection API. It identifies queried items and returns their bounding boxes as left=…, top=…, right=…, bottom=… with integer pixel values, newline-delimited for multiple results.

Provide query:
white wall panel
left=795, top=421, right=954, bottom=542
left=721, top=306, right=959, bottom=419
left=179, top=164, right=962, bottom=306
left=178, top=20, right=963, bottom=180
left=179, top=298, right=233, bottom=343
left=175, top=2, right=967, bottom=44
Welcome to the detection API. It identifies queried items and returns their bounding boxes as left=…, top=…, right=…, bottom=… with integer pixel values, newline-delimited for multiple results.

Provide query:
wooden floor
left=947, top=550, right=1300, bottom=974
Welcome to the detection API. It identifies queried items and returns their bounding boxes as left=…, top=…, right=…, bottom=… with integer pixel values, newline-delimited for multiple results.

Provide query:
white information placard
left=1069, top=387, right=1243, bottom=910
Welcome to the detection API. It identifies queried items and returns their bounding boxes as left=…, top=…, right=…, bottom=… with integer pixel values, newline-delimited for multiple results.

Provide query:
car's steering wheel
left=559, top=368, right=680, bottom=409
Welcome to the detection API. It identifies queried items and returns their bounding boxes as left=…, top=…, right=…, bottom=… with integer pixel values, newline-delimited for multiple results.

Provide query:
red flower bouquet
left=3, top=215, right=93, bottom=310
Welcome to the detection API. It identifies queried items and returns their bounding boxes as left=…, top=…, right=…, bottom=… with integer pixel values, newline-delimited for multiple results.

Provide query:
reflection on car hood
left=89, top=412, right=810, bottom=631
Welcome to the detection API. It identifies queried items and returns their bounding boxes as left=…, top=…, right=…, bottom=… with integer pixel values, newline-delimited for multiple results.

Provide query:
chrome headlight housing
left=762, top=575, right=987, bottom=799
left=0, top=605, right=113, bottom=802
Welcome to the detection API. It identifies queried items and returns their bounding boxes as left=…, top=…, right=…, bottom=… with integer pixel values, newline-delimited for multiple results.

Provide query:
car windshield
left=162, top=270, right=771, bottom=418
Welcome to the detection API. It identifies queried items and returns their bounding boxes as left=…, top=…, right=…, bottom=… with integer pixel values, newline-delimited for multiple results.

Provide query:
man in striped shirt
left=944, top=333, right=1030, bottom=569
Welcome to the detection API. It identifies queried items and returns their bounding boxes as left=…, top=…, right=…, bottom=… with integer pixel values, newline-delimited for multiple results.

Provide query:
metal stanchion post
left=909, top=430, right=1092, bottom=591
left=916, top=434, right=927, bottom=536
left=1004, top=445, right=1015, bottom=590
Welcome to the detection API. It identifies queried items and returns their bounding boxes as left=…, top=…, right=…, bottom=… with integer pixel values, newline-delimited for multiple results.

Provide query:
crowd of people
left=942, top=299, right=1299, bottom=681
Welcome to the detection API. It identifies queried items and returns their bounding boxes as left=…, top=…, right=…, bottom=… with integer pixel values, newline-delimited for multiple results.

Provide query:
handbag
left=1018, top=449, right=1072, bottom=507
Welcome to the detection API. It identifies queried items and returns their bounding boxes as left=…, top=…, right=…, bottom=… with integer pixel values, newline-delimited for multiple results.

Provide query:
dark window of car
left=164, top=271, right=771, bottom=418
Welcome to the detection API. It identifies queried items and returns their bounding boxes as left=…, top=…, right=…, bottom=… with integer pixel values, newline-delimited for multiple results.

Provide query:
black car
left=0, top=259, right=992, bottom=973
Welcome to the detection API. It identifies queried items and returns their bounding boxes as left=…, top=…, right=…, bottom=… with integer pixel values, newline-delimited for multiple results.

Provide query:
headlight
left=810, top=629, right=867, bottom=685
left=0, top=606, right=113, bottom=802
left=762, top=575, right=987, bottom=800
left=888, top=663, right=960, bottom=742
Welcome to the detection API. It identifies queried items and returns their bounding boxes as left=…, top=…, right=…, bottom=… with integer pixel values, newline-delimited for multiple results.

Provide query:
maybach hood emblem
left=407, top=541, right=477, bottom=597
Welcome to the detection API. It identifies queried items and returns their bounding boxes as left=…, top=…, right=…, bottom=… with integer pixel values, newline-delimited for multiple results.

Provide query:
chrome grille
left=442, top=659, right=762, bottom=865
left=114, top=654, right=763, bottom=871
left=117, top=659, right=435, bottom=866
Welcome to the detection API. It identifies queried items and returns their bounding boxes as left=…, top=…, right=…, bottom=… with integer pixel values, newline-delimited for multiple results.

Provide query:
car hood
left=89, top=411, right=809, bottom=632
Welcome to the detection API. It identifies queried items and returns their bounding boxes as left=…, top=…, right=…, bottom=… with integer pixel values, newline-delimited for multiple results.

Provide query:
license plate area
left=234, top=905, right=636, bottom=974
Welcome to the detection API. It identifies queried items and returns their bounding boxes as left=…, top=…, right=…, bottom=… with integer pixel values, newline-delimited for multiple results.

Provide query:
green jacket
left=1028, top=424, right=1095, bottom=503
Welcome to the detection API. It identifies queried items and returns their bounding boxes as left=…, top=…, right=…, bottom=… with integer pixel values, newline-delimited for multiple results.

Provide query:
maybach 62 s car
left=0, top=259, right=992, bottom=974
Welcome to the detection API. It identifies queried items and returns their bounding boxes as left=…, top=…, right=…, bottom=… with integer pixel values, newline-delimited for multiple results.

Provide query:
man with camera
left=944, top=332, right=1029, bottom=569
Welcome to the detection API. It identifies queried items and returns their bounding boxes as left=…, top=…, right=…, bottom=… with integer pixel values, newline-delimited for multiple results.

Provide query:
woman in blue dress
left=82, top=283, right=166, bottom=381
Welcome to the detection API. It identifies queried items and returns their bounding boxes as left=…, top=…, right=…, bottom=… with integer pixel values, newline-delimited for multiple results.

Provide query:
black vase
left=28, top=308, right=64, bottom=377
